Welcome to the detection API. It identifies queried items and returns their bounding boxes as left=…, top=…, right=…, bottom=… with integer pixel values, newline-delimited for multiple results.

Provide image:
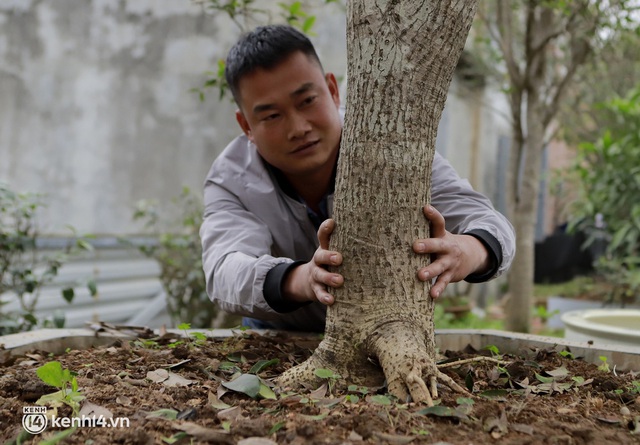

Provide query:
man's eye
left=301, top=96, right=317, bottom=106
left=262, top=114, right=279, bottom=121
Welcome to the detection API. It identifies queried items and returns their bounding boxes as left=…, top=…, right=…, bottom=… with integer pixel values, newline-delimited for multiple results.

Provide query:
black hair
left=225, top=25, right=323, bottom=106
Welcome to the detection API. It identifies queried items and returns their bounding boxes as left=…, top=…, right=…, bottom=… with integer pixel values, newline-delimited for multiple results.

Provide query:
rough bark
left=278, top=0, right=478, bottom=404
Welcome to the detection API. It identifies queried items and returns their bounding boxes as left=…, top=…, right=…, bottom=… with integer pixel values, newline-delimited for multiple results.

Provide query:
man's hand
left=282, top=219, right=343, bottom=305
left=413, top=205, right=490, bottom=299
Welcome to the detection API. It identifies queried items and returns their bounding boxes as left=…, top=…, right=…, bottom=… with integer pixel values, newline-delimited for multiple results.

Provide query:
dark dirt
left=1, top=330, right=639, bottom=444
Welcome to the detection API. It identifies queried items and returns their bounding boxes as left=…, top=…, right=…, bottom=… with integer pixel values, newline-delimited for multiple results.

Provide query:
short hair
left=225, top=25, right=323, bottom=106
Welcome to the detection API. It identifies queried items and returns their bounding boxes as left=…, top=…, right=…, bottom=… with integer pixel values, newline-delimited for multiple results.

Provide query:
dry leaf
left=175, top=421, right=233, bottom=444
left=348, top=430, right=364, bottom=441
left=79, top=402, right=113, bottom=419
left=511, top=423, right=534, bottom=435
left=372, top=431, right=415, bottom=445
left=237, top=438, right=278, bottom=445
left=163, top=371, right=195, bottom=387
left=217, top=406, right=244, bottom=422
left=309, top=383, right=328, bottom=400
left=209, top=391, right=231, bottom=410
left=147, top=369, right=169, bottom=383
left=116, top=395, right=132, bottom=406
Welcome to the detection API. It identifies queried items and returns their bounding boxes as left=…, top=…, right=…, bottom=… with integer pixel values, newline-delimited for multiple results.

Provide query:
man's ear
left=235, top=110, right=254, bottom=142
left=325, top=72, right=340, bottom=108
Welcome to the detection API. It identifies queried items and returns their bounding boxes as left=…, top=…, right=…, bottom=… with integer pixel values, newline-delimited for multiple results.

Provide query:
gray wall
left=1, top=0, right=510, bottom=238
left=0, top=0, right=346, bottom=235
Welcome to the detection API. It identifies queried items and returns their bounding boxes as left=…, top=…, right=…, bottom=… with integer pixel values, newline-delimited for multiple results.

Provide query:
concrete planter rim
left=2, top=327, right=639, bottom=372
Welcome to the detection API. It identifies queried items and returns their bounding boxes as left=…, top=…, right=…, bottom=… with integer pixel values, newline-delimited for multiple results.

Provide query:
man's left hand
left=413, top=205, right=490, bottom=299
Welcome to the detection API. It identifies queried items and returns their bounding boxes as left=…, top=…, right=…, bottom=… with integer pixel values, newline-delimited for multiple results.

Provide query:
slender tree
left=278, top=0, right=478, bottom=405
left=475, top=0, right=635, bottom=332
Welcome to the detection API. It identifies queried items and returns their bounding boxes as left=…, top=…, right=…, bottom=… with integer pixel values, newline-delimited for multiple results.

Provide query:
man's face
left=235, top=52, right=342, bottom=179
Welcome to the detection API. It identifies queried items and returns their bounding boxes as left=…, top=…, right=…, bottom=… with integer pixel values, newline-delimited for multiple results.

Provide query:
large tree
left=278, top=0, right=477, bottom=405
left=475, top=0, right=635, bottom=332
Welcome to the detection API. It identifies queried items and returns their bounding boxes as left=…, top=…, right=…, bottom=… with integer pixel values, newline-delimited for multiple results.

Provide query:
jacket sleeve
left=200, top=180, right=293, bottom=320
left=431, top=152, right=515, bottom=279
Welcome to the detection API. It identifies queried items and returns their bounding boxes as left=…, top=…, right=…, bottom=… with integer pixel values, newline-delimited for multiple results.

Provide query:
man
left=200, top=25, right=515, bottom=332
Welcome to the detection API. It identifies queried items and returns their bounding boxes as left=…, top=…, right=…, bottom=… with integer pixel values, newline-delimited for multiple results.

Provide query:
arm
left=200, top=181, right=294, bottom=319
left=413, top=153, right=516, bottom=298
left=201, top=182, right=344, bottom=318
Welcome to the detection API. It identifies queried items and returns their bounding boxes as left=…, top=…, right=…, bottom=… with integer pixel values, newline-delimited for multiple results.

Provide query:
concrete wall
left=0, top=0, right=346, bottom=235
left=1, top=0, right=511, bottom=238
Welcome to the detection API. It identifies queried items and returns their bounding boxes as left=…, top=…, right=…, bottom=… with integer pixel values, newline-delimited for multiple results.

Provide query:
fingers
left=317, top=219, right=335, bottom=250
left=422, top=205, right=446, bottom=238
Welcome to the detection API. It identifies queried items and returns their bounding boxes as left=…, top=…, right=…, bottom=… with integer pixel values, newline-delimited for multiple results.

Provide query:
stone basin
left=562, top=309, right=640, bottom=348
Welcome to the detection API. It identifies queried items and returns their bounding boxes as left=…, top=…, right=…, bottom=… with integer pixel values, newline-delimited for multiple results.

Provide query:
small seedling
left=314, top=368, right=341, bottom=394
left=629, top=380, right=640, bottom=394
left=35, top=361, right=85, bottom=415
left=176, top=322, right=208, bottom=347
left=559, top=350, right=575, bottom=359
left=484, top=345, right=501, bottom=357
left=598, top=356, right=611, bottom=372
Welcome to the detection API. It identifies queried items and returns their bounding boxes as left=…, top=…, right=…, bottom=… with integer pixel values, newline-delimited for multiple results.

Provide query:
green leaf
left=456, top=397, right=474, bottom=406
left=368, top=395, right=391, bottom=406
left=249, top=359, right=279, bottom=374
left=222, top=374, right=261, bottom=399
left=162, top=432, right=189, bottom=444
left=259, top=382, right=277, bottom=400
left=87, top=279, right=98, bottom=297
left=417, top=406, right=457, bottom=417
left=36, top=361, right=65, bottom=388
left=177, top=323, right=191, bottom=330
left=62, top=287, right=75, bottom=303
left=314, top=368, right=340, bottom=379
left=302, top=16, right=316, bottom=33
left=465, top=372, right=474, bottom=392
left=479, top=389, right=509, bottom=399
left=146, top=409, right=179, bottom=419
left=269, top=421, right=285, bottom=435
left=38, top=427, right=77, bottom=445
left=535, top=373, right=554, bottom=384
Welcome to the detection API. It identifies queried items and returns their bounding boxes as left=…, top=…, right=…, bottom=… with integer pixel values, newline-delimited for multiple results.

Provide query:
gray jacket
left=200, top=135, right=515, bottom=331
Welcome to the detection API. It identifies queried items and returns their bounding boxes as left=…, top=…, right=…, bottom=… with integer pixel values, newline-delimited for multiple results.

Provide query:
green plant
left=192, top=0, right=344, bottom=101
left=314, top=368, right=341, bottom=394
left=0, top=184, right=94, bottom=334
left=569, top=86, right=640, bottom=304
left=597, top=356, right=611, bottom=372
left=35, top=361, right=85, bottom=415
left=133, top=187, right=219, bottom=328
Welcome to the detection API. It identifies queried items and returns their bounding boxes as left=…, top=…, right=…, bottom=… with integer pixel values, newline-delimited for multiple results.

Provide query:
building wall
left=0, top=0, right=346, bottom=235
left=1, top=0, right=512, bottom=238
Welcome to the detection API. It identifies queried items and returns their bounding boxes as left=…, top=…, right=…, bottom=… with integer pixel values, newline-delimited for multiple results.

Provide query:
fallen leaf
left=79, top=402, right=113, bottom=419
left=248, top=358, right=279, bottom=374
left=595, top=416, right=621, bottom=425
left=147, top=369, right=169, bottom=383
left=237, top=438, right=278, bottom=445
left=372, top=431, right=415, bottom=445
left=116, top=395, right=132, bottom=406
left=146, top=409, right=178, bottom=419
left=309, top=383, right=328, bottom=400
left=217, top=406, right=244, bottom=422
left=348, top=430, right=364, bottom=441
left=175, top=422, right=233, bottom=444
left=209, top=391, right=231, bottom=410
left=222, top=374, right=261, bottom=398
left=546, top=367, right=569, bottom=379
left=163, top=371, right=195, bottom=387
left=511, top=423, right=534, bottom=435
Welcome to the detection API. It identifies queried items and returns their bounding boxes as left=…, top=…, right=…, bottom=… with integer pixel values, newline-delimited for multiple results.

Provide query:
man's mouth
left=292, top=140, right=319, bottom=154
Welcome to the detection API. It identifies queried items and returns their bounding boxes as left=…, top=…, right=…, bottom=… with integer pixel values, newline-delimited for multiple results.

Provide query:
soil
left=1, top=330, right=639, bottom=445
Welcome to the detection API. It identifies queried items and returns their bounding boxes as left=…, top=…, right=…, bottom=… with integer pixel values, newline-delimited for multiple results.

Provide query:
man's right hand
left=282, top=219, right=344, bottom=305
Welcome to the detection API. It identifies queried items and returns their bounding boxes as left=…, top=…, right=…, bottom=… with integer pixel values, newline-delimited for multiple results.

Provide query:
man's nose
left=287, top=112, right=312, bottom=140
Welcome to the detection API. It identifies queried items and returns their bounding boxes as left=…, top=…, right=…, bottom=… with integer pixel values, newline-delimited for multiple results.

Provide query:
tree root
left=437, top=356, right=508, bottom=369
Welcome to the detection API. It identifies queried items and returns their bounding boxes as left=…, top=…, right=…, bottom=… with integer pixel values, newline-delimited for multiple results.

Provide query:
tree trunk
left=278, top=0, right=478, bottom=405
left=505, top=99, right=544, bottom=333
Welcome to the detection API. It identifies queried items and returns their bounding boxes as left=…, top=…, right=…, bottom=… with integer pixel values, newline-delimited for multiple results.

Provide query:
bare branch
left=495, top=0, right=523, bottom=89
